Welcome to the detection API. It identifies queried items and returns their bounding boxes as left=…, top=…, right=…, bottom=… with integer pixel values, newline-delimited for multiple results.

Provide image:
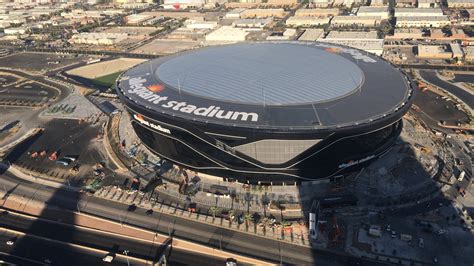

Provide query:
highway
left=0, top=211, right=225, bottom=266
left=419, top=70, right=474, bottom=109
left=0, top=168, right=374, bottom=265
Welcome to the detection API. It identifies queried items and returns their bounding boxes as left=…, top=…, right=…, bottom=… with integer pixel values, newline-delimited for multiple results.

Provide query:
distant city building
left=184, top=17, right=219, bottom=29
left=447, top=0, right=474, bottom=8
left=370, top=0, right=386, bottom=6
left=240, top=8, right=287, bottom=18
left=417, top=44, right=452, bottom=59
left=70, top=32, right=128, bottom=45
left=297, top=28, right=324, bottom=41
left=395, top=7, right=443, bottom=17
left=205, top=26, right=249, bottom=42
left=4, top=26, right=27, bottom=35
left=295, top=8, right=339, bottom=17
left=391, top=28, right=424, bottom=39
left=232, top=18, right=272, bottom=28
left=464, top=46, right=474, bottom=61
left=311, top=0, right=333, bottom=8
left=396, top=15, right=450, bottom=27
left=126, top=14, right=155, bottom=25
left=266, top=0, right=298, bottom=5
left=286, top=16, right=331, bottom=27
left=357, top=6, right=390, bottom=19
left=396, top=0, right=416, bottom=7
left=450, top=43, right=464, bottom=58
left=318, top=30, right=384, bottom=55
left=225, top=8, right=246, bottom=18
left=331, top=15, right=381, bottom=27
left=418, top=0, right=438, bottom=8
left=430, top=28, right=468, bottom=40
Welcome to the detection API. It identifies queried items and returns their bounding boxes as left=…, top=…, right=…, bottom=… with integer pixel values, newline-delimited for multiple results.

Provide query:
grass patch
left=92, top=71, right=122, bottom=87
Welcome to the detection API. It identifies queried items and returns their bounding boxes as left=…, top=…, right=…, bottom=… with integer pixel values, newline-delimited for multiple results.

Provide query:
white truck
left=458, top=171, right=466, bottom=182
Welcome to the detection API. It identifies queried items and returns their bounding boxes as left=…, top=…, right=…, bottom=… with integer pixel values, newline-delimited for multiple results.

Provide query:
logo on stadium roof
left=148, top=84, right=164, bottom=93
left=325, top=47, right=341, bottom=53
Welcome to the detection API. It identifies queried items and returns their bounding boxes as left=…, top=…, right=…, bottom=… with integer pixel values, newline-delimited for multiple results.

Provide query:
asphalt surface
left=452, top=73, right=474, bottom=84
left=419, top=70, right=474, bottom=109
left=0, top=170, right=377, bottom=266
left=0, top=82, right=58, bottom=106
left=0, top=211, right=225, bottom=266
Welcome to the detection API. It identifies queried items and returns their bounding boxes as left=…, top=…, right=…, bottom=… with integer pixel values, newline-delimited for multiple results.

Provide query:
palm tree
left=208, top=206, right=220, bottom=221
left=244, top=213, right=252, bottom=231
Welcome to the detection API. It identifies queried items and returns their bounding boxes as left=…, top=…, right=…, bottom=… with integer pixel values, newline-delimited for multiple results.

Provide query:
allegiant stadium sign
left=126, top=77, right=259, bottom=122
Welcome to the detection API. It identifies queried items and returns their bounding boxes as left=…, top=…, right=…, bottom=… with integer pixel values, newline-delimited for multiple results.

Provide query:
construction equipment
left=30, top=151, right=38, bottom=158
left=48, top=151, right=58, bottom=161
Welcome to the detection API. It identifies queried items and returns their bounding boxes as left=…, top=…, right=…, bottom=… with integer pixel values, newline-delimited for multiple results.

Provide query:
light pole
left=77, top=201, right=81, bottom=214
left=123, top=249, right=130, bottom=266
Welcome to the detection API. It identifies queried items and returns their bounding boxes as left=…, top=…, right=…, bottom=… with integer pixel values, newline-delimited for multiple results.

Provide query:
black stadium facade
left=116, top=42, right=414, bottom=184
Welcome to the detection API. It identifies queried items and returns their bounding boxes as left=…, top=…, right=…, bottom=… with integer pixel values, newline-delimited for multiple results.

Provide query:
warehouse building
left=357, top=6, right=390, bottom=19
left=447, top=0, right=474, bottom=8
left=418, top=0, right=438, bottom=8
left=417, top=44, right=452, bottom=59
left=464, top=46, right=474, bottom=61
left=331, top=15, right=381, bottom=27
left=395, top=7, right=443, bottom=17
left=205, top=26, right=249, bottom=43
left=286, top=16, right=331, bottom=27
left=319, top=30, right=384, bottom=55
left=396, top=16, right=450, bottom=27
left=69, top=32, right=128, bottom=45
left=225, top=8, right=246, bottom=18
left=298, top=28, right=325, bottom=41
left=294, top=8, right=339, bottom=17
left=240, top=8, right=287, bottom=18
left=232, top=18, right=272, bottom=28
left=390, top=28, right=424, bottom=39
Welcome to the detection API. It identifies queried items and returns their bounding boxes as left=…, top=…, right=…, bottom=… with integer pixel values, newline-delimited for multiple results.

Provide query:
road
left=0, top=169, right=377, bottom=266
left=419, top=70, right=474, bottom=109
left=0, top=211, right=225, bottom=266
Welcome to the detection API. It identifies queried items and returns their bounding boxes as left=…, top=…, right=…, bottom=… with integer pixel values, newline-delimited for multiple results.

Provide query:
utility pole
left=123, top=249, right=130, bottom=266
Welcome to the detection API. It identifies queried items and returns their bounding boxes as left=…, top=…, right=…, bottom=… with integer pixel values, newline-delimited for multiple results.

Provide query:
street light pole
left=123, top=249, right=130, bottom=266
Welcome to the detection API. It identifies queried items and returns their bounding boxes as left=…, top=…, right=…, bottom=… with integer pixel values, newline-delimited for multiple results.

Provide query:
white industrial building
left=225, top=8, right=246, bottom=19
left=417, top=44, right=452, bottom=59
left=184, top=17, right=219, bottom=29
left=298, top=28, right=324, bottom=41
left=232, top=18, right=272, bottom=28
left=370, top=0, right=386, bottom=6
left=447, top=0, right=474, bottom=8
left=391, top=28, right=424, bottom=39
left=395, top=7, right=443, bottom=17
left=294, top=8, right=339, bottom=17
left=312, top=0, right=333, bottom=8
left=418, top=0, right=438, bottom=8
left=70, top=32, right=128, bottom=45
left=464, top=46, right=474, bottom=61
left=318, top=30, right=384, bottom=55
left=205, top=26, right=249, bottom=43
left=357, top=6, right=390, bottom=19
left=450, top=43, right=464, bottom=58
left=396, top=15, right=450, bottom=27
left=286, top=16, right=331, bottom=27
left=331, top=15, right=381, bottom=27
left=4, top=26, right=28, bottom=35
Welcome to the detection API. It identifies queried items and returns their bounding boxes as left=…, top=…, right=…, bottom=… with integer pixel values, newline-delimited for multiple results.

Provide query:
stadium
left=116, top=42, right=414, bottom=184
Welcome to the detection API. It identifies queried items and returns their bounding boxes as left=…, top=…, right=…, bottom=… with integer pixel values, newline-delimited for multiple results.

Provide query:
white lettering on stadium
left=127, top=77, right=259, bottom=122
left=338, top=155, right=375, bottom=169
left=133, top=114, right=171, bottom=134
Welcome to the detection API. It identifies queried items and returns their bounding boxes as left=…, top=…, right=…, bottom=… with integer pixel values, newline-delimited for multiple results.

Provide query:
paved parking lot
left=0, top=82, right=58, bottom=107
left=0, top=75, right=18, bottom=87
left=413, top=90, right=469, bottom=126
left=5, top=118, right=108, bottom=184
left=0, top=52, right=84, bottom=72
